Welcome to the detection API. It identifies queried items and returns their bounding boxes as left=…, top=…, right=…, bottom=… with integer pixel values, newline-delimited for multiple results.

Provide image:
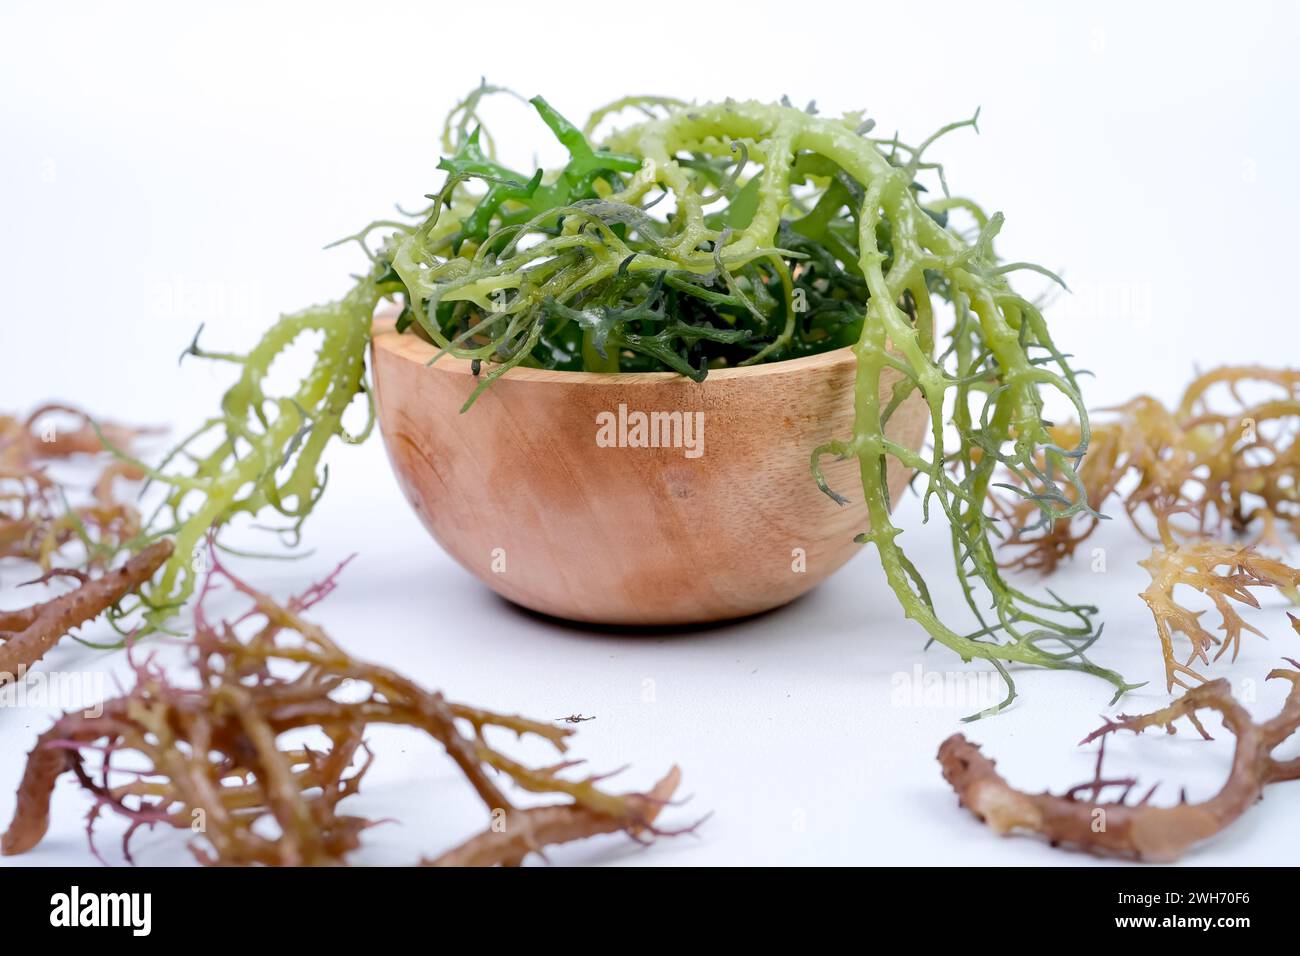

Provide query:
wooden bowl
left=370, top=318, right=928, bottom=626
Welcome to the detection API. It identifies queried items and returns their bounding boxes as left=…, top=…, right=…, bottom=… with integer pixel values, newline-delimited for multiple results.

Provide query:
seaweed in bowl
left=101, top=84, right=1128, bottom=716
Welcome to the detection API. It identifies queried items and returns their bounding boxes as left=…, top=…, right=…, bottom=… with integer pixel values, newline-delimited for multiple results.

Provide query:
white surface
left=2, top=0, right=1299, bottom=866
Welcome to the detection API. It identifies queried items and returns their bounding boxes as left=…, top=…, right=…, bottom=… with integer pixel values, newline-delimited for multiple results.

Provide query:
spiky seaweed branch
left=102, top=280, right=387, bottom=631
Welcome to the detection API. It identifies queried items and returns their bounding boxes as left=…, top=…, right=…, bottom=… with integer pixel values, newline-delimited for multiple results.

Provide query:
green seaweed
left=123, top=88, right=1130, bottom=714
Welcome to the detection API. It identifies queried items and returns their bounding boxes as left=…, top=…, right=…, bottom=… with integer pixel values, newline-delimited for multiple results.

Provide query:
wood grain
left=370, top=317, right=928, bottom=625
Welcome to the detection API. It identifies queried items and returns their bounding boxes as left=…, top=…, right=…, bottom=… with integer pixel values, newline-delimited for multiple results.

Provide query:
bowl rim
left=371, top=315, right=856, bottom=386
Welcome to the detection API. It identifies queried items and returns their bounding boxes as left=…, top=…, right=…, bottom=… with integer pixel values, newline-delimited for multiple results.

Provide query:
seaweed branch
left=999, top=366, right=1300, bottom=572
left=0, top=541, right=172, bottom=681
left=1139, top=512, right=1300, bottom=690
left=939, top=665, right=1300, bottom=861
left=1, top=546, right=691, bottom=865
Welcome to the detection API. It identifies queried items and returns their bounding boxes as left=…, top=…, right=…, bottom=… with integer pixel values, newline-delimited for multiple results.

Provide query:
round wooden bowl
left=370, top=317, right=928, bottom=626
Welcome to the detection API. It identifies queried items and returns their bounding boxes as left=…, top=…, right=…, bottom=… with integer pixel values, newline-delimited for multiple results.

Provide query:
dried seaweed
left=0, top=404, right=146, bottom=571
left=990, top=368, right=1300, bottom=690
left=1, top=547, right=690, bottom=866
left=998, top=366, right=1300, bottom=573
left=939, top=665, right=1300, bottom=861
left=1140, top=514, right=1300, bottom=690
left=0, top=541, right=173, bottom=683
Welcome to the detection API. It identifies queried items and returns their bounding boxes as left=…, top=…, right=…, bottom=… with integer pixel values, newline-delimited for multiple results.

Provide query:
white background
left=2, top=0, right=1299, bottom=866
